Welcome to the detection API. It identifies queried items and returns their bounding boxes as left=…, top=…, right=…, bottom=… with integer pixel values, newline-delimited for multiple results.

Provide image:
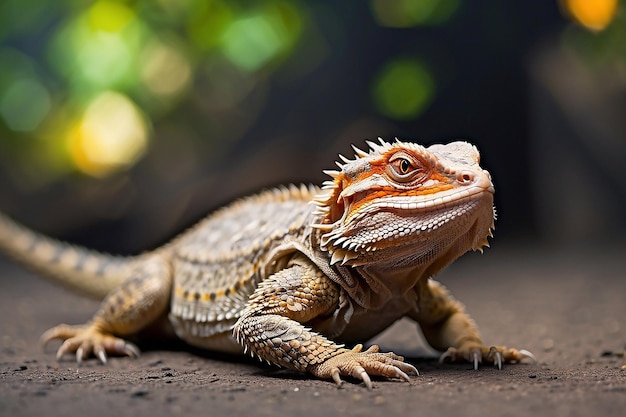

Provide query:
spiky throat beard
left=317, top=191, right=495, bottom=268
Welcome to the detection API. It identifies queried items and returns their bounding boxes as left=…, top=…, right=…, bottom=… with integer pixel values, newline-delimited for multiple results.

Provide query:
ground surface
left=1, top=243, right=625, bottom=417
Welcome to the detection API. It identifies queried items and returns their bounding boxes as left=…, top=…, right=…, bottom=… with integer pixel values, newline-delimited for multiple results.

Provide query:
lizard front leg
left=233, top=254, right=417, bottom=389
left=409, top=279, right=535, bottom=369
left=41, top=255, right=172, bottom=363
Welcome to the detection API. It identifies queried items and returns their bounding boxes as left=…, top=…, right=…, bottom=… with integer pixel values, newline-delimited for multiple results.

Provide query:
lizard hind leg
left=41, top=255, right=172, bottom=364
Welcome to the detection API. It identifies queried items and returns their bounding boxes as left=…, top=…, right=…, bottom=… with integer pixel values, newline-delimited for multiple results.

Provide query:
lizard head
left=313, top=139, right=495, bottom=272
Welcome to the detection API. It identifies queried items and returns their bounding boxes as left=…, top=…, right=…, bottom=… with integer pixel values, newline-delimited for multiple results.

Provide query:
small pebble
left=131, top=390, right=149, bottom=398
left=542, top=339, right=554, bottom=352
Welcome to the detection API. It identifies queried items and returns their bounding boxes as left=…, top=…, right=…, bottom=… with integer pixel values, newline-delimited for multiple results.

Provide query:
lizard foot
left=310, top=344, right=419, bottom=390
left=41, top=323, right=140, bottom=365
left=439, top=345, right=536, bottom=370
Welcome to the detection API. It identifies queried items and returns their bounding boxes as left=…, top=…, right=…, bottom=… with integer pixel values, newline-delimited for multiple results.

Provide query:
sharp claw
left=519, top=349, right=537, bottom=363
left=96, top=347, right=108, bottom=364
left=123, top=342, right=140, bottom=358
left=471, top=350, right=480, bottom=370
left=395, top=368, right=411, bottom=383
left=405, top=363, right=420, bottom=376
left=439, top=349, right=452, bottom=364
left=56, top=340, right=71, bottom=360
left=358, top=369, right=373, bottom=391
left=76, top=347, right=84, bottom=365
left=494, top=350, right=503, bottom=370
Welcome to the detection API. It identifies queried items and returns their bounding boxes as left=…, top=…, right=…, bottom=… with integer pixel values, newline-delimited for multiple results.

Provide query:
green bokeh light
left=219, top=3, right=302, bottom=72
left=48, top=2, right=147, bottom=95
left=0, top=48, right=51, bottom=133
left=186, top=0, right=234, bottom=52
left=0, top=0, right=55, bottom=42
left=0, top=78, right=51, bottom=132
left=372, top=58, right=435, bottom=120
left=370, top=0, right=460, bottom=28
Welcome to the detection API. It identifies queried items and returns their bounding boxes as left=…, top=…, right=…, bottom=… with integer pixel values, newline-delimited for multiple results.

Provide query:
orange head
left=313, top=139, right=495, bottom=270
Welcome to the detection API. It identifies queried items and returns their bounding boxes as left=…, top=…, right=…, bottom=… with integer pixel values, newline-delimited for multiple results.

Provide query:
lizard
left=0, top=138, right=534, bottom=389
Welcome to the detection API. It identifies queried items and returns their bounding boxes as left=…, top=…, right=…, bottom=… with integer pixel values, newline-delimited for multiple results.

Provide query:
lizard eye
left=388, top=153, right=420, bottom=182
left=398, top=158, right=411, bottom=174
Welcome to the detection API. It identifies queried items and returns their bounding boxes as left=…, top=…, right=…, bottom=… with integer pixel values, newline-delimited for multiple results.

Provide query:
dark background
left=1, top=3, right=625, bottom=415
left=0, top=0, right=624, bottom=254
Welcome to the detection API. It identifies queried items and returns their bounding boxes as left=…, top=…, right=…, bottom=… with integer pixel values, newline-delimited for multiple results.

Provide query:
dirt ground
left=1, top=243, right=625, bottom=417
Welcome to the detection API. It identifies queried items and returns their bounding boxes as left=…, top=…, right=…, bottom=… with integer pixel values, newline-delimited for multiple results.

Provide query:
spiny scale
left=169, top=185, right=319, bottom=342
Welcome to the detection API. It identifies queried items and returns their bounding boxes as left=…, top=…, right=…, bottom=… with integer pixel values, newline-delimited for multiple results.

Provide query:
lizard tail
left=0, top=212, right=134, bottom=300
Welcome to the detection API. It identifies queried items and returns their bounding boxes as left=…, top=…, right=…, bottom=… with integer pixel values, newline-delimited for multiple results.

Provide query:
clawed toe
left=95, top=345, right=108, bottom=364
left=439, top=345, right=535, bottom=370
left=489, top=347, right=503, bottom=370
left=518, top=349, right=537, bottom=363
left=40, top=323, right=140, bottom=364
left=312, top=344, right=419, bottom=390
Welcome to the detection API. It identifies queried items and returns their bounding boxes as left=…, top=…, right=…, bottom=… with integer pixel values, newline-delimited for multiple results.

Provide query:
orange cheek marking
left=345, top=183, right=455, bottom=218
left=398, top=184, right=454, bottom=196
left=429, top=172, right=450, bottom=182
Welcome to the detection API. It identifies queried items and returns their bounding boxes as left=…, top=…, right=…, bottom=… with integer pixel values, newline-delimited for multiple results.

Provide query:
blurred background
left=0, top=0, right=624, bottom=254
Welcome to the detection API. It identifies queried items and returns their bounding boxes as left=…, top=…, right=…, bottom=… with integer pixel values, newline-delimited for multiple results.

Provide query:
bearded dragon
left=0, top=139, right=533, bottom=389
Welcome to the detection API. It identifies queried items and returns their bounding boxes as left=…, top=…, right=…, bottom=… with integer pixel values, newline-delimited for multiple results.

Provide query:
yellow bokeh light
left=141, top=40, right=191, bottom=98
left=88, top=0, right=135, bottom=32
left=68, top=91, right=149, bottom=177
left=561, top=0, right=619, bottom=32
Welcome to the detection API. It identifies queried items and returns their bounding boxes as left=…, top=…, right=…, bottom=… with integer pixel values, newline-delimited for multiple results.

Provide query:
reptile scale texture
left=0, top=139, right=534, bottom=389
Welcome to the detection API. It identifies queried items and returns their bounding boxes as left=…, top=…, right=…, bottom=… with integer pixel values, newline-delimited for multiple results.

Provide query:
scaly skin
left=0, top=139, right=534, bottom=389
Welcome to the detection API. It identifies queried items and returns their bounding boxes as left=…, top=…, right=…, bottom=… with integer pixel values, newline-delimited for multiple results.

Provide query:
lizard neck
left=309, top=218, right=476, bottom=311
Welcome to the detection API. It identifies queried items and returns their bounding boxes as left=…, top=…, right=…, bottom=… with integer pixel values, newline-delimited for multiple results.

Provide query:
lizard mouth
left=342, top=182, right=494, bottom=227
left=321, top=183, right=495, bottom=266
left=342, top=191, right=370, bottom=220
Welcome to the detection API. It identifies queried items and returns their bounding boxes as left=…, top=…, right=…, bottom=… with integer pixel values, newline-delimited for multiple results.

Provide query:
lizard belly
left=168, top=314, right=244, bottom=354
left=334, top=296, right=414, bottom=344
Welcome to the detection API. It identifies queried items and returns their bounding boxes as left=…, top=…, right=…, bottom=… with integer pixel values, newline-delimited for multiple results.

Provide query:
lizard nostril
left=457, top=171, right=474, bottom=184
